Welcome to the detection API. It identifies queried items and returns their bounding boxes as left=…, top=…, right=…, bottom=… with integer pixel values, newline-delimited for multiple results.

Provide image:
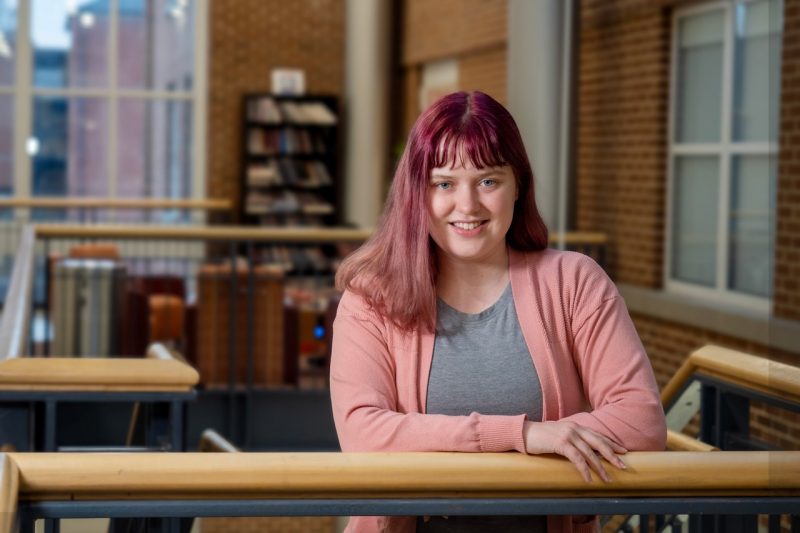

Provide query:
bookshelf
left=240, top=93, right=339, bottom=227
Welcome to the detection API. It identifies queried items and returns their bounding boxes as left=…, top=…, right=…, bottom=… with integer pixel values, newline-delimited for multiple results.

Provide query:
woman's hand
left=523, top=420, right=627, bottom=483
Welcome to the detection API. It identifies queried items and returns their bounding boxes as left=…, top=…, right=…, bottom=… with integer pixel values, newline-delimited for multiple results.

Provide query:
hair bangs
left=432, top=123, right=507, bottom=171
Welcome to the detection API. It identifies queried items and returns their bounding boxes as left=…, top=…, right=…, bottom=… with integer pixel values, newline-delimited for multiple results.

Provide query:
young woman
left=330, top=91, right=666, bottom=533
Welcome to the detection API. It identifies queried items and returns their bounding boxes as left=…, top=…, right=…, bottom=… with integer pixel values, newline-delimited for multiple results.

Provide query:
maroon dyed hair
left=336, top=91, right=548, bottom=332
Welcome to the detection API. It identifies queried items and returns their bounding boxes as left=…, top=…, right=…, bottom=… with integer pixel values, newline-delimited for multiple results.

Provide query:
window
left=0, top=0, right=207, bottom=223
left=666, top=0, right=781, bottom=311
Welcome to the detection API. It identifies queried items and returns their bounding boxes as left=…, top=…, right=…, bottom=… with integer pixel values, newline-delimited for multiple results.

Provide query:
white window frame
left=0, top=0, right=209, bottom=225
left=664, top=0, right=780, bottom=315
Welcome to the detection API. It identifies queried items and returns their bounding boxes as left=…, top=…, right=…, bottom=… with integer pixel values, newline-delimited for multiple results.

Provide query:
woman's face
left=427, top=158, right=517, bottom=266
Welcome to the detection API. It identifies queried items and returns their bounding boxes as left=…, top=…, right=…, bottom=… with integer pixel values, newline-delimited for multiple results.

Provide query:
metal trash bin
left=51, top=258, right=126, bottom=357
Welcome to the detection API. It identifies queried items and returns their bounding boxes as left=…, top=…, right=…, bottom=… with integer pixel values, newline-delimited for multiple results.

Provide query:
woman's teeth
left=452, top=221, right=482, bottom=230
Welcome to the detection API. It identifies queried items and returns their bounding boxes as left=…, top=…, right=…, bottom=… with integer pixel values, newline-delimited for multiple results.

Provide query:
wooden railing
left=0, top=342, right=198, bottom=392
left=0, top=454, right=17, bottom=533
left=3, top=450, right=798, bottom=533
left=9, top=451, right=800, bottom=499
left=32, top=224, right=605, bottom=246
left=662, top=345, right=800, bottom=408
left=0, top=197, right=232, bottom=211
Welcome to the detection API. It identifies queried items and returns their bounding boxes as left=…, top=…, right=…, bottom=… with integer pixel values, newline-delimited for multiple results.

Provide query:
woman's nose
left=455, top=187, right=480, bottom=213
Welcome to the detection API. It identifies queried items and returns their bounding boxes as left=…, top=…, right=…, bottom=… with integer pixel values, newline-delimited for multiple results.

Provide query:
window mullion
left=13, top=0, right=32, bottom=221
left=716, top=4, right=735, bottom=296
left=107, top=0, right=119, bottom=221
left=192, top=0, right=210, bottom=226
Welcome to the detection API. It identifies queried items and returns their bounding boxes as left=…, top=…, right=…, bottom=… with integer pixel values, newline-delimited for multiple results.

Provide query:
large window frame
left=0, top=0, right=209, bottom=224
left=664, top=0, right=781, bottom=314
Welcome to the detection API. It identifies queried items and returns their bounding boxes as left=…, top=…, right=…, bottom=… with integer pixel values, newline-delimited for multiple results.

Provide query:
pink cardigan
left=330, top=248, right=667, bottom=533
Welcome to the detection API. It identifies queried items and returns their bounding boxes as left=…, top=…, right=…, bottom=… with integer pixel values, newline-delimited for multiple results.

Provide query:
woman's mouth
left=449, top=220, right=487, bottom=235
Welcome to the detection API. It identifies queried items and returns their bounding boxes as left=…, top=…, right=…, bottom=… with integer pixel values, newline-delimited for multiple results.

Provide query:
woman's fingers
left=579, top=429, right=627, bottom=470
left=571, top=436, right=610, bottom=482
left=563, top=446, right=593, bottom=483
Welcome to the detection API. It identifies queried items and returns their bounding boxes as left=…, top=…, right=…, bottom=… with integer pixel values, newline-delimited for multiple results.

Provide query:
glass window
left=669, top=0, right=782, bottom=308
left=32, top=0, right=109, bottom=88
left=118, top=0, right=195, bottom=91
left=672, top=156, right=719, bottom=287
left=0, top=0, right=17, bottom=86
left=0, top=94, right=12, bottom=196
left=675, top=9, right=724, bottom=143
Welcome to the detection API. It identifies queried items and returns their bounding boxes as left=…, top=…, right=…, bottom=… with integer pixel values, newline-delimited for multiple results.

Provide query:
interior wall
left=206, top=0, right=345, bottom=217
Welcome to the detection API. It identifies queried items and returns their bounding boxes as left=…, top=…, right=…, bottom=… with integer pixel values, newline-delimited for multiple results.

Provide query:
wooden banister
left=0, top=226, right=35, bottom=362
left=9, top=451, right=800, bottom=499
left=0, top=197, right=232, bottom=211
left=661, top=345, right=800, bottom=408
left=0, top=454, right=18, bottom=533
left=32, top=224, right=605, bottom=247
left=0, top=343, right=198, bottom=392
left=666, top=430, right=718, bottom=452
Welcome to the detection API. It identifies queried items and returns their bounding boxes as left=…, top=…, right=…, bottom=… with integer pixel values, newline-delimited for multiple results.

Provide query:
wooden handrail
left=0, top=454, right=17, bottom=533
left=32, top=224, right=605, bottom=247
left=0, top=226, right=35, bottom=362
left=0, top=343, right=199, bottom=392
left=34, top=224, right=373, bottom=243
left=662, top=345, right=800, bottom=408
left=0, top=197, right=232, bottom=210
left=666, top=430, right=718, bottom=452
left=9, top=451, right=800, bottom=499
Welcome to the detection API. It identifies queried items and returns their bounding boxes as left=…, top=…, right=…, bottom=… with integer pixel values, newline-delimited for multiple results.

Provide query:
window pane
left=732, top=0, right=782, bottom=142
left=0, top=0, right=17, bottom=86
left=117, top=98, right=193, bottom=222
left=31, top=97, right=108, bottom=220
left=118, top=0, right=195, bottom=91
left=0, top=94, right=12, bottom=196
left=675, top=9, right=724, bottom=143
left=729, top=155, right=775, bottom=296
left=32, top=0, right=108, bottom=88
left=672, top=156, right=719, bottom=286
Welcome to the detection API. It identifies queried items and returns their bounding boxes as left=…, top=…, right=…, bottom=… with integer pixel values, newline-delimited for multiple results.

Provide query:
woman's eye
left=435, top=182, right=451, bottom=190
left=481, top=179, right=496, bottom=187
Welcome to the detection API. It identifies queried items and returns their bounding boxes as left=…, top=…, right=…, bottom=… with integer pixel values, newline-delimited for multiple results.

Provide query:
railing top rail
left=31, top=224, right=605, bottom=246
left=10, top=451, right=800, bottom=499
left=662, top=345, right=800, bottom=407
left=0, top=454, right=18, bottom=533
left=34, top=224, right=374, bottom=243
left=0, top=197, right=232, bottom=211
left=0, top=342, right=199, bottom=391
left=0, top=226, right=35, bottom=362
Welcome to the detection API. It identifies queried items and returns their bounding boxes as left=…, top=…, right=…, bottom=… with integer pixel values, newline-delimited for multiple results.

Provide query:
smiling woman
left=330, top=91, right=666, bottom=533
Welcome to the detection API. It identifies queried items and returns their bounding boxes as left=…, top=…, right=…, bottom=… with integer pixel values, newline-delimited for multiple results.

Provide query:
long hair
left=336, top=91, right=548, bottom=332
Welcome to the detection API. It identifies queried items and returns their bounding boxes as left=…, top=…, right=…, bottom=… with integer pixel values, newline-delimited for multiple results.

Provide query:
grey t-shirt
left=426, top=282, right=543, bottom=422
left=419, top=283, right=545, bottom=532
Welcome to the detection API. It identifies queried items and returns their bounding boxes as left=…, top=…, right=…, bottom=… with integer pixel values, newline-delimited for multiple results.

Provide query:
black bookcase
left=240, top=93, right=339, bottom=227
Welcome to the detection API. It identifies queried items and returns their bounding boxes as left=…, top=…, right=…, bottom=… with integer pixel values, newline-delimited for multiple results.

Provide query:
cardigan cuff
left=477, top=414, right=527, bottom=453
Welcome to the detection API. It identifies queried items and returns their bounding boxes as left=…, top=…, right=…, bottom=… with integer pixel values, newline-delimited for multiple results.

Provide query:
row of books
left=247, top=160, right=332, bottom=188
left=247, top=98, right=337, bottom=125
left=245, top=190, right=334, bottom=216
left=247, top=128, right=328, bottom=155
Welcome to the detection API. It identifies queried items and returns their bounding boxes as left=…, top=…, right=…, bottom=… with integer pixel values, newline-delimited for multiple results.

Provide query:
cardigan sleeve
left=329, top=292, right=527, bottom=453
left=559, top=263, right=667, bottom=451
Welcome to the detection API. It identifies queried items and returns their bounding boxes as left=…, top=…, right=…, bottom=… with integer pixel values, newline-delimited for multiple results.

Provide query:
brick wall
left=575, top=1, right=669, bottom=286
left=775, top=0, right=800, bottom=321
left=578, top=0, right=800, bottom=450
left=207, top=0, right=344, bottom=217
left=398, top=0, right=507, bottom=139
left=633, top=312, right=800, bottom=450
left=402, top=0, right=506, bottom=65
